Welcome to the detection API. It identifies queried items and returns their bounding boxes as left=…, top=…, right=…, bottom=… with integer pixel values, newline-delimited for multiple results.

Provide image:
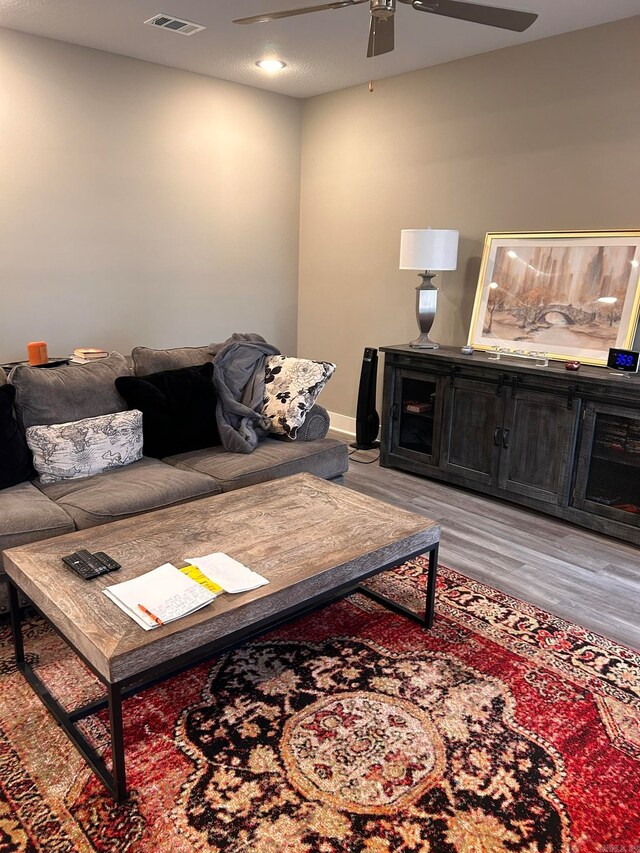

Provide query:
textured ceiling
left=1, top=0, right=639, bottom=97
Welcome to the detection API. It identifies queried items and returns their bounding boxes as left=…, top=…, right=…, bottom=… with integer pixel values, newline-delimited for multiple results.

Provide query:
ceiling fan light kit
left=234, top=0, right=538, bottom=57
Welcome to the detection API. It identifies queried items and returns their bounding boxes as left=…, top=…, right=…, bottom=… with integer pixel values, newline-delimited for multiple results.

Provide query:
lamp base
left=409, top=272, right=439, bottom=350
left=409, top=334, right=439, bottom=349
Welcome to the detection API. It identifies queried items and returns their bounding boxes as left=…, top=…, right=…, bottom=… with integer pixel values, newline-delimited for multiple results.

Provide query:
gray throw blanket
left=209, top=334, right=280, bottom=454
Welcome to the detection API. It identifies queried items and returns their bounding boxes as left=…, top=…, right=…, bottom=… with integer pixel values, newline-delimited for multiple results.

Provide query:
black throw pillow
left=0, top=384, right=35, bottom=489
left=115, top=362, right=220, bottom=458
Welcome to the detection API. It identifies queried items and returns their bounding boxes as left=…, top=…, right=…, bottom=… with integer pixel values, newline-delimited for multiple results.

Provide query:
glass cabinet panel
left=584, top=413, right=640, bottom=518
left=397, top=376, right=438, bottom=456
left=382, top=363, right=444, bottom=474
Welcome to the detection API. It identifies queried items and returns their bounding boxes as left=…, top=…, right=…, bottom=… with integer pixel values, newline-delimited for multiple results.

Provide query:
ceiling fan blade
left=412, top=0, right=538, bottom=32
left=367, top=14, right=395, bottom=57
left=233, top=0, right=367, bottom=25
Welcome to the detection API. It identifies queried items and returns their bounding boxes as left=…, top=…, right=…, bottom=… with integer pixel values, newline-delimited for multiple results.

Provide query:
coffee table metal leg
left=8, top=582, right=25, bottom=667
left=108, top=683, right=127, bottom=803
left=7, top=581, right=128, bottom=803
left=356, top=543, right=439, bottom=628
left=424, top=542, right=439, bottom=629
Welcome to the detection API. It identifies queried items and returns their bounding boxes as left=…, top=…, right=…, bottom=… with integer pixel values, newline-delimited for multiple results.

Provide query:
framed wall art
left=467, top=231, right=640, bottom=366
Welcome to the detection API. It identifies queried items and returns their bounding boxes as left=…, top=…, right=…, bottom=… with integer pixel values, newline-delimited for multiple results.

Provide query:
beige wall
left=3, top=19, right=639, bottom=391
left=0, top=29, right=302, bottom=363
left=299, top=17, right=640, bottom=420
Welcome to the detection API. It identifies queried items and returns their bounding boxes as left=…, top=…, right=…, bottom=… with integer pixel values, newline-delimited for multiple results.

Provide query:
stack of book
left=404, top=399, right=432, bottom=414
left=69, top=347, right=109, bottom=364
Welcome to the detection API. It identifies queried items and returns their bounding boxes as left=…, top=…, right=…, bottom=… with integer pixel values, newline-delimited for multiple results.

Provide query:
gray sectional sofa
left=0, top=344, right=348, bottom=614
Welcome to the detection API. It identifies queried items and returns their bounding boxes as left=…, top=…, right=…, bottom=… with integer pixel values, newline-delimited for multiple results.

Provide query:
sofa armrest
left=296, top=404, right=330, bottom=441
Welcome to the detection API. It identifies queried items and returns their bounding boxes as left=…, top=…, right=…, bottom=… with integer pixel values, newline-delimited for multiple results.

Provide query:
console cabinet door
left=440, top=377, right=503, bottom=485
left=498, top=389, right=579, bottom=505
left=387, top=368, right=445, bottom=470
left=572, top=401, right=640, bottom=527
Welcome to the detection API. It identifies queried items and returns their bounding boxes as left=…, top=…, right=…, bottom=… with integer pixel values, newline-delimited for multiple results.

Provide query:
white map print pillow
left=263, top=356, right=336, bottom=438
left=26, top=410, right=143, bottom=484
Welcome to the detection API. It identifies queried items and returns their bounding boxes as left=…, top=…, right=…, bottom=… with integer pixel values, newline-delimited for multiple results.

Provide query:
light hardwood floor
left=338, top=438, right=640, bottom=650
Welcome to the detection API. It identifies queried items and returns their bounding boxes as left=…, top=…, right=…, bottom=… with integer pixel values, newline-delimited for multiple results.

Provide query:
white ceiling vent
left=144, top=14, right=206, bottom=36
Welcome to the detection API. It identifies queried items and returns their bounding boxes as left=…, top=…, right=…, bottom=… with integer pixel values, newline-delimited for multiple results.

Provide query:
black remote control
left=75, top=550, right=112, bottom=575
left=62, top=552, right=107, bottom=580
left=93, top=552, right=121, bottom=571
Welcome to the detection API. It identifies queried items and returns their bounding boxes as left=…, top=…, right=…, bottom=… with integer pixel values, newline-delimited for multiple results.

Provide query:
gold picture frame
left=467, top=230, right=640, bottom=366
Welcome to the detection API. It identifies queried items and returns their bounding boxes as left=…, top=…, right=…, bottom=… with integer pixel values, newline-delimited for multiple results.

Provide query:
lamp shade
left=399, top=228, right=459, bottom=271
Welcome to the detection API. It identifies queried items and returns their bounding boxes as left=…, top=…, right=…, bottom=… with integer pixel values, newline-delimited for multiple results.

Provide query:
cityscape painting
left=468, top=231, right=640, bottom=365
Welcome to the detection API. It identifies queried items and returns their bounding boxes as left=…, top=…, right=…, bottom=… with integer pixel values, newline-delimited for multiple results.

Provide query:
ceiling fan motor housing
left=371, top=0, right=396, bottom=20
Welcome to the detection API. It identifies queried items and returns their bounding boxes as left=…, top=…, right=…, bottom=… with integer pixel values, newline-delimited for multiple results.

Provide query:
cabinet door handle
left=391, top=402, right=399, bottom=420
left=496, top=374, right=505, bottom=397
left=567, top=385, right=576, bottom=410
left=502, top=428, right=510, bottom=448
left=511, top=375, right=519, bottom=398
left=494, top=426, right=502, bottom=446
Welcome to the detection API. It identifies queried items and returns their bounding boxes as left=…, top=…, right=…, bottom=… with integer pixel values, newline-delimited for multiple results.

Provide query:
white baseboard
left=327, top=411, right=356, bottom=438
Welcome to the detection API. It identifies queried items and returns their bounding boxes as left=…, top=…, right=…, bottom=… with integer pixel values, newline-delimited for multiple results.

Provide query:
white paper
left=104, top=562, right=215, bottom=629
left=104, top=588, right=152, bottom=630
left=185, top=553, right=269, bottom=593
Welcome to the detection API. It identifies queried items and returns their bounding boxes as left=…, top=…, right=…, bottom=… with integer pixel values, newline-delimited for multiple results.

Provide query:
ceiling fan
left=233, top=0, right=538, bottom=59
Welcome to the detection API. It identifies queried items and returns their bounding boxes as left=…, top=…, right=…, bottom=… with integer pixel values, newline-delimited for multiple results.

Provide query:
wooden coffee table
left=3, top=473, right=440, bottom=802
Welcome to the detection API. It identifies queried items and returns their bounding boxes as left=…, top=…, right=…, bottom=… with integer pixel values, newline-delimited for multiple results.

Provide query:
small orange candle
left=27, top=341, right=48, bottom=366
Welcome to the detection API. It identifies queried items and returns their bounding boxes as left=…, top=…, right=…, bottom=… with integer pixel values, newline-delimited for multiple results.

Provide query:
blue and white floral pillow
left=26, top=410, right=143, bottom=483
left=263, top=356, right=335, bottom=438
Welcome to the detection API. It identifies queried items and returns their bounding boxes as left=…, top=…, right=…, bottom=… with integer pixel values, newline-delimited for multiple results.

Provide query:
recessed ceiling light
left=256, top=59, right=287, bottom=72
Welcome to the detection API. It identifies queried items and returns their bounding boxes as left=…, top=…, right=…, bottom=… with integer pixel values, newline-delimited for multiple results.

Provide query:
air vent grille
left=144, top=14, right=206, bottom=35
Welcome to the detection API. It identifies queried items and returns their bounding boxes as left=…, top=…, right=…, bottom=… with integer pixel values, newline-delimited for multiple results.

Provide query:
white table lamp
left=400, top=228, right=459, bottom=349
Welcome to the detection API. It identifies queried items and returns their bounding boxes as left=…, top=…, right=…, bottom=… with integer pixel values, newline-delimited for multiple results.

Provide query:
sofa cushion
left=132, top=345, right=212, bottom=376
left=0, top=385, right=35, bottom=490
left=263, top=356, right=336, bottom=439
left=115, top=363, right=220, bottom=458
left=0, top=481, right=75, bottom=557
left=27, top=410, right=143, bottom=484
left=10, top=352, right=131, bottom=429
left=164, top=437, right=349, bottom=492
left=36, top=456, right=221, bottom=529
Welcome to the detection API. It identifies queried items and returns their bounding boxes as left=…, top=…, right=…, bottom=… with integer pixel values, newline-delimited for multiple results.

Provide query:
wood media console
left=380, top=345, right=640, bottom=546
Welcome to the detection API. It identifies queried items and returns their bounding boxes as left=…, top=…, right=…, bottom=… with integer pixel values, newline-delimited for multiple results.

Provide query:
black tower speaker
left=350, top=347, right=380, bottom=450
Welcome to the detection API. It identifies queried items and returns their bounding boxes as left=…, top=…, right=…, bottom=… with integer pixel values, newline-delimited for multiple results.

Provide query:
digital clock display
left=607, top=348, right=640, bottom=373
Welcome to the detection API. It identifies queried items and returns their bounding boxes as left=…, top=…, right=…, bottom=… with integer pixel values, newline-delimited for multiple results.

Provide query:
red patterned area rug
left=1, top=561, right=639, bottom=853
